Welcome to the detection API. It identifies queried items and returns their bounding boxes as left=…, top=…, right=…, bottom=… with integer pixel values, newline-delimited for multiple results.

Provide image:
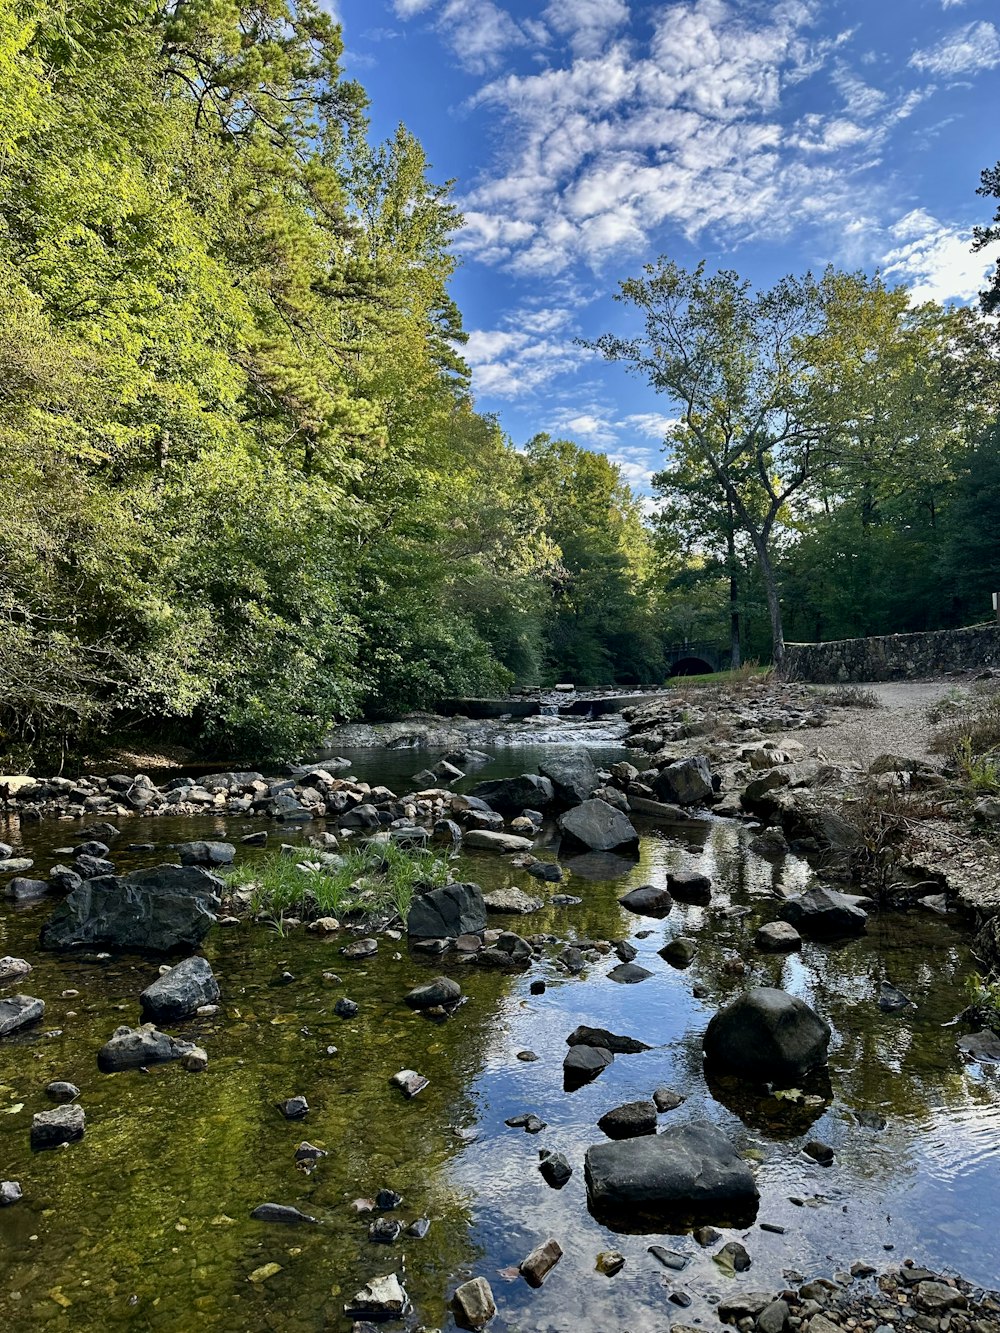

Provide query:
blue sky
left=334, top=0, right=1000, bottom=498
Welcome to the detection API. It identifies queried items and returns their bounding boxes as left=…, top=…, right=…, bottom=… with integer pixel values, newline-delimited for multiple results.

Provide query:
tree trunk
left=726, top=497, right=741, bottom=670
left=749, top=530, right=784, bottom=668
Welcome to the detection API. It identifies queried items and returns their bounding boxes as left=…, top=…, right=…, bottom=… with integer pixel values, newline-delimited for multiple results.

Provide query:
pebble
left=520, top=1237, right=563, bottom=1287
left=390, top=1069, right=428, bottom=1099
left=279, top=1096, right=309, bottom=1120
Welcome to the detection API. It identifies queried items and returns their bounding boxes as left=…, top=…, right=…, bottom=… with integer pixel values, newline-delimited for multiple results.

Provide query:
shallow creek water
left=1, top=739, right=998, bottom=1331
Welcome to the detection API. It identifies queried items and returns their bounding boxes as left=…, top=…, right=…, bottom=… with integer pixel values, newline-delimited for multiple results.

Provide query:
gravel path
left=783, top=679, right=968, bottom=768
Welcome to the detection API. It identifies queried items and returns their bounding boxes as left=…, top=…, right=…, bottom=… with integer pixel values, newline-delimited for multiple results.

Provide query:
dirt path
left=782, top=679, right=967, bottom=768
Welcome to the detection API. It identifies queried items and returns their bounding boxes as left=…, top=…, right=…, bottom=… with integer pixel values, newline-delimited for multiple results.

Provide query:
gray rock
left=566, top=1025, right=650, bottom=1054
left=250, top=1203, right=318, bottom=1224
left=390, top=1069, right=428, bottom=1098
left=469, top=774, right=554, bottom=814
left=755, top=921, right=802, bottom=952
left=520, top=1237, right=562, bottom=1287
left=703, top=987, right=831, bottom=1083
left=596, top=1249, right=626, bottom=1276
left=757, top=1298, right=790, bottom=1333
left=608, top=962, right=652, bottom=983
left=451, top=1276, right=496, bottom=1329
left=97, top=1023, right=191, bottom=1071
left=140, top=955, right=220, bottom=1024
left=585, top=1122, right=759, bottom=1228
left=0, top=994, right=44, bottom=1037
left=957, top=1029, right=1000, bottom=1062
left=176, top=840, right=236, bottom=867
left=877, top=981, right=911, bottom=1012
left=334, top=997, right=359, bottom=1017
left=804, top=1138, right=834, bottom=1165
left=404, top=977, right=461, bottom=1010
left=598, top=1100, right=658, bottom=1139
left=619, top=885, right=673, bottom=918
left=344, top=1273, right=408, bottom=1322
left=40, top=864, right=220, bottom=954
left=779, top=885, right=868, bottom=939
left=0, top=1181, right=22, bottom=1206
left=406, top=882, right=486, bottom=938
left=654, top=756, right=714, bottom=806
left=74, top=854, right=116, bottom=878
left=464, top=830, right=535, bottom=853
left=48, top=865, right=83, bottom=893
left=476, top=931, right=532, bottom=968
left=714, top=1240, right=751, bottom=1273
left=564, top=1044, right=614, bottom=1089
left=539, top=750, right=600, bottom=804
left=558, top=799, right=639, bottom=853
left=5, top=877, right=50, bottom=901
left=668, top=869, right=712, bottom=903
left=280, top=1096, right=309, bottom=1119
left=31, top=1103, right=85, bottom=1150
left=0, top=956, right=31, bottom=984
left=653, top=1087, right=685, bottom=1112
left=526, top=860, right=563, bottom=882
left=648, top=1245, right=690, bottom=1271
left=45, top=1081, right=80, bottom=1103
left=539, top=1151, right=573, bottom=1189
left=0, top=858, right=33, bottom=874
left=483, top=886, right=543, bottom=914
left=659, top=937, right=698, bottom=968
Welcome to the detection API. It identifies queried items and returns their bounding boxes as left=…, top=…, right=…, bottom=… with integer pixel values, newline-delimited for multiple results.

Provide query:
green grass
left=665, top=664, right=771, bottom=689
left=221, top=841, right=452, bottom=926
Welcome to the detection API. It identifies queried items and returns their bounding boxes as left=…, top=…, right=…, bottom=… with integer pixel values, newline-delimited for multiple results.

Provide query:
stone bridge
left=664, top=640, right=729, bottom=677
left=782, top=622, right=1000, bottom=683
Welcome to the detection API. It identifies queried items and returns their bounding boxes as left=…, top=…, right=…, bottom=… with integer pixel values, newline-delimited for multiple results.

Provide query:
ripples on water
left=0, top=741, right=998, bottom=1331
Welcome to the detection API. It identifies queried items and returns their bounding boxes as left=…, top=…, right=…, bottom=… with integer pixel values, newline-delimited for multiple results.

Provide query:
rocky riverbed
left=2, top=686, right=1000, bottom=1331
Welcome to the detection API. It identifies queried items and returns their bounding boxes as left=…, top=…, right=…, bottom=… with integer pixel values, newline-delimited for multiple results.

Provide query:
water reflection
left=0, top=770, right=998, bottom=1330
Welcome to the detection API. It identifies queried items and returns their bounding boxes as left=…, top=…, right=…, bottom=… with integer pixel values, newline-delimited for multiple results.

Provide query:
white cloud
left=623, top=413, right=681, bottom=441
left=392, top=0, right=528, bottom=72
left=457, top=0, right=908, bottom=275
left=882, top=209, right=1000, bottom=305
left=543, top=0, right=630, bottom=57
left=941, top=0, right=967, bottom=9
left=910, top=21, right=1000, bottom=77
left=464, top=306, right=590, bottom=397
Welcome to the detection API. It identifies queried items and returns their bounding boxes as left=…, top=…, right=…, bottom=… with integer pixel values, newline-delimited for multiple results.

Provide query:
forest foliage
left=1, top=1, right=997, bottom=766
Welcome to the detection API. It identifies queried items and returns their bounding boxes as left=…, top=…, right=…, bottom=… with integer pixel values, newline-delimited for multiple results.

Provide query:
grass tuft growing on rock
left=221, top=842, right=453, bottom=926
left=824, top=685, right=882, bottom=710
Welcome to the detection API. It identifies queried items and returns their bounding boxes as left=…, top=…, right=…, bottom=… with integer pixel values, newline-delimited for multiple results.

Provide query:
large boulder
left=140, top=956, right=220, bottom=1024
left=40, top=864, right=220, bottom=954
left=654, top=757, right=714, bottom=807
left=468, top=774, right=554, bottom=815
left=619, top=885, right=673, bottom=918
left=779, top=885, right=868, bottom=939
left=585, top=1123, right=759, bottom=1229
left=406, top=882, right=487, bottom=939
left=558, top=799, right=639, bottom=854
left=703, top=987, right=831, bottom=1083
left=538, top=750, right=600, bottom=804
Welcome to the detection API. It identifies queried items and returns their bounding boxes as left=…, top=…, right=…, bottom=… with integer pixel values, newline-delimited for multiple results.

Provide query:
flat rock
left=584, top=1122, right=759, bottom=1229
left=559, top=799, right=639, bottom=853
left=957, top=1029, right=1000, bottom=1062
left=566, top=1025, right=650, bottom=1054
left=5, top=877, right=50, bottom=901
left=607, top=962, right=652, bottom=984
left=390, top=1069, right=428, bottom=1098
left=140, top=955, right=220, bottom=1024
left=483, top=886, right=543, bottom=914
left=0, top=994, right=44, bottom=1037
left=464, top=830, right=535, bottom=853
left=344, top=1273, right=408, bottom=1322
left=619, top=885, right=673, bottom=918
left=31, top=1103, right=85, bottom=1150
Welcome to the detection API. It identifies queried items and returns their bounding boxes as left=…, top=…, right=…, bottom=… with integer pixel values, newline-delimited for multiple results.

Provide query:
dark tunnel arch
left=668, top=656, right=715, bottom=677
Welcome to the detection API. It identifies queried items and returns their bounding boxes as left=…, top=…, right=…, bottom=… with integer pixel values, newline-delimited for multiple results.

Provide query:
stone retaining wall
left=782, top=623, right=1000, bottom=683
